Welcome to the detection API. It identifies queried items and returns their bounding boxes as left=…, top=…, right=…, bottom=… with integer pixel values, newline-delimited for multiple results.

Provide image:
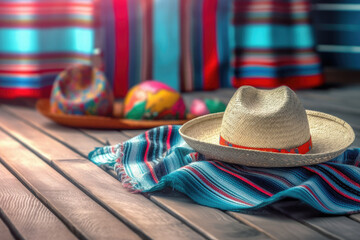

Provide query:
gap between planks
left=0, top=129, right=141, bottom=240
left=0, top=105, right=204, bottom=240
left=0, top=104, right=273, bottom=240
left=0, top=208, right=18, bottom=240
left=0, top=162, right=76, bottom=240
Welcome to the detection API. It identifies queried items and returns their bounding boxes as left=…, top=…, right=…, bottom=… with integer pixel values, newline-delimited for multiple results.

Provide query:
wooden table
left=0, top=85, right=360, bottom=240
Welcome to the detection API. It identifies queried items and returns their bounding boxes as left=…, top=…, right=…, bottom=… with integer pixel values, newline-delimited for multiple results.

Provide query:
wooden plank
left=301, top=99, right=360, bottom=123
left=80, top=129, right=129, bottom=146
left=300, top=89, right=360, bottom=103
left=297, top=87, right=360, bottom=116
left=0, top=217, right=14, bottom=240
left=0, top=108, right=82, bottom=161
left=0, top=163, right=75, bottom=240
left=0, top=131, right=141, bottom=240
left=122, top=130, right=147, bottom=139
left=349, top=213, right=360, bottom=223
left=53, top=159, right=201, bottom=240
left=1, top=104, right=102, bottom=157
left=228, top=208, right=329, bottom=240
left=272, top=201, right=360, bottom=240
left=150, top=191, right=270, bottom=240
left=1, top=105, right=276, bottom=240
left=0, top=106, right=204, bottom=240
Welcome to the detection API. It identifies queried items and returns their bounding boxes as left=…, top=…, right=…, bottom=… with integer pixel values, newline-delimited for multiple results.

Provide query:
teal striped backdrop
left=313, top=1, right=360, bottom=69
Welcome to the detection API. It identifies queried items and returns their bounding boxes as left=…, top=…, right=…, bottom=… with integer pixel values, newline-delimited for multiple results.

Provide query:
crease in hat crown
left=220, top=86, right=311, bottom=151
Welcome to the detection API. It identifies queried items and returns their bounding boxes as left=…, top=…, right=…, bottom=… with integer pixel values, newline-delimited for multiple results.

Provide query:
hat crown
left=220, top=86, right=310, bottom=149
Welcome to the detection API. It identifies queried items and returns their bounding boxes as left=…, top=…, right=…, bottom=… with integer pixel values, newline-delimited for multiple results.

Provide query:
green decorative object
left=204, top=99, right=226, bottom=114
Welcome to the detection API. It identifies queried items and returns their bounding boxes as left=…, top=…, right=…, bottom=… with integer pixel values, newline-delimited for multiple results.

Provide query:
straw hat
left=179, top=86, right=355, bottom=167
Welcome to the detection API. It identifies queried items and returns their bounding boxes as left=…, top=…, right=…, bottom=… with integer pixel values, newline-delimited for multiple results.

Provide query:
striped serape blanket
left=89, top=125, right=360, bottom=214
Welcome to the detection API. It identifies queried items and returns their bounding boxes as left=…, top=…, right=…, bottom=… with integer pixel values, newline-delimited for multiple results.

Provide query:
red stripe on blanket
left=304, top=166, right=360, bottom=203
left=113, top=0, right=129, bottom=97
left=166, top=125, right=172, bottom=150
left=211, top=162, right=274, bottom=197
left=184, top=165, right=253, bottom=206
left=232, top=75, right=323, bottom=90
left=302, top=185, right=331, bottom=211
left=0, top=86, right=52, bottom=99
left=202, top=0, right=219, bottom=90
left=320, top=164, right=360, bottom=189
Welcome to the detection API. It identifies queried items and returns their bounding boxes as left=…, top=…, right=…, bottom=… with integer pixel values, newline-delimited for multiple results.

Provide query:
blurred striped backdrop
left=0, top=0, right=96, bottom=98
left=312, top=1, right=360, bottom=69
left=0, top=0, right=325, bottom=99
left=100, top=0, right=234, bottom=98
left=231, top=0, right=323, bottom=89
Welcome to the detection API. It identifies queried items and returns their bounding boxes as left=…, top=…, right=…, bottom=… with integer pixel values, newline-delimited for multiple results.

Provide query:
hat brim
left=179, top=110, right=355, bottom=167
left=37, top=99, right=192, bottom=129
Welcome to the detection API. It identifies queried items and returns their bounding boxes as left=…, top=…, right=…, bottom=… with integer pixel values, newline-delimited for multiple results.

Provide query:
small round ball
left=190, top=98, right=227, bottom=116
left=190, top=99, right=209, bottom=116
left=124, top=81, right=186, bottom=120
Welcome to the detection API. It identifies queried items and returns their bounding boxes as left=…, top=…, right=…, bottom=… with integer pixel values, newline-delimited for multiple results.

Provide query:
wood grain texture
left=3, top=103, right=274, bottom=240
left=228, top=208, right=329, bottom=240
left=0, top=131, right=141, bottom=240
left=150, top=191, right=270, bottom=240
left=54, top=159, right=203, bottom=240
left=273, top=201, right=360, bottom=240
left=0, top=215, right=15, bottom=240
left=80, top=129, right=129, bottom=145
left=349, top=213, right=360, bottom=223
left=0, top=108, right=82, bottom=161
left=0, top=106, right=204, bottom=240
left=0, top=163, right=75, bottom=240
left=122, top=130, right=147, bottom=138
left=1, top=104, right=102, bottom=157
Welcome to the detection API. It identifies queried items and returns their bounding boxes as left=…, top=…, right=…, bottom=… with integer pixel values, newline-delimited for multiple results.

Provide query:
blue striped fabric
left=89, top=125, right=360, bottom=214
